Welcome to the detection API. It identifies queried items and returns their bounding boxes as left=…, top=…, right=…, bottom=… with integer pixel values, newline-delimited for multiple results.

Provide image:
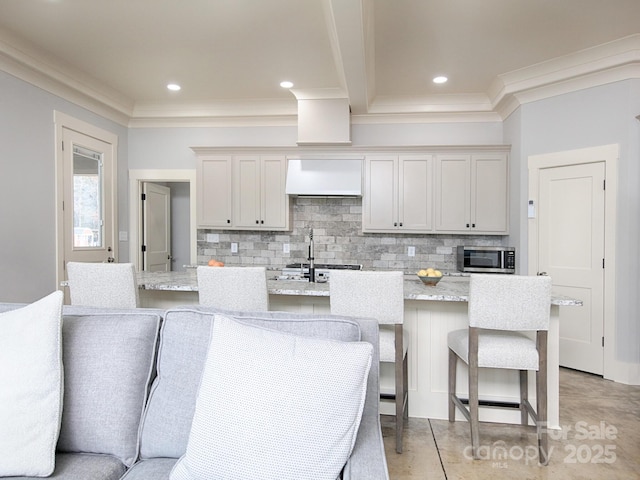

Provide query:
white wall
left=0, top=71, right=128, bottom=302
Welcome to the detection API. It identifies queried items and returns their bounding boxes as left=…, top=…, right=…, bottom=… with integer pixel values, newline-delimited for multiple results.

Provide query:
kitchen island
left=137, top=269, right=581, bottom=427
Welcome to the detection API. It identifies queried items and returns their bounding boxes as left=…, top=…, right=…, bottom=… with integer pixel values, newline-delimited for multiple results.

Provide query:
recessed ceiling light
left=167, top=83, right=181, bottom=91
left=280, top=81, right=294, bottom=89
left=433, top=76, right=448, bottom=84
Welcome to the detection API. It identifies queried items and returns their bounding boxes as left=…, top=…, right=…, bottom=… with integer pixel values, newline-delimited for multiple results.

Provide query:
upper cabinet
left=195, top=150, right=289, bottom=231
left=363, top=155, right=433, bottom=233
left=196, top=154, right=233, bottom=228
left=233, top=155, right=289, bottom=230
left=434, top=153, right=508, bottom=234
left=194, top=146, right=508, bottom=235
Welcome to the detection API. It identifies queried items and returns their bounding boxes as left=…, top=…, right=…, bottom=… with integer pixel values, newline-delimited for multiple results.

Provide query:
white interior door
left=538, top=162, right=605, bottom=374
left=142, top=182, right=172, bottom=272
left=62, top=128, right=115, bottom=272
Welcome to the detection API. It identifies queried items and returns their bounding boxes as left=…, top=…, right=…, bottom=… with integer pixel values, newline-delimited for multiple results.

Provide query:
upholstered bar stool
left=66, top=262, right=139, bottom=308
left=448, top=274, right=552, bottom=465
left=197, top=266, right=269, bottom=311
left=329, top=270, right=407, bottom=453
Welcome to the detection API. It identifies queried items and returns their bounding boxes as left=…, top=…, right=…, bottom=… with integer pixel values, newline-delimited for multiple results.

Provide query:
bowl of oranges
left=417, top=268, right=443, bottom=286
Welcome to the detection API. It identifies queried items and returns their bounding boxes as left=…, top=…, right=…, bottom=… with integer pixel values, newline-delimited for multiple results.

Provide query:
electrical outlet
left=231, top=242, right=238, bottom=253
left=283, top=243, right=290, bottom=253
left=408, top=246, right=416, bottom=257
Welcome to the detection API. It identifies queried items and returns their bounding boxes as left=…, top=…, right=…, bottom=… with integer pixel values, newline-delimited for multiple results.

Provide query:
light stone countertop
left=137, top=270, right=581, bottom=306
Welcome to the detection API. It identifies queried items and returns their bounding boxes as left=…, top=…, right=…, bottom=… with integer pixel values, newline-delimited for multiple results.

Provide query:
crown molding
left=491, top=34, right=640, bottom=118
left=1, top=26, right=638, bottom=126
left=128, top=114, right=298, bottom=129
left=0, top=30, right=133, bottom=126
left=128, top=98, right=299, bottom=128
left=369, top=93, right=493, bottom=113
left=513, top=63, right=640, bottom=106
left=351, top=111, right=502, bottom=124
left=190, top=144, right=511, bottom=156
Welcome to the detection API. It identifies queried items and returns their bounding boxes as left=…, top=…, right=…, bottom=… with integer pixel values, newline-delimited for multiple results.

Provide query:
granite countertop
left=137, top=270, right=581, bottom=306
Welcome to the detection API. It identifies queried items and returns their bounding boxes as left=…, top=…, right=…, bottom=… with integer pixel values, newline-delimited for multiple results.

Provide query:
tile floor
left=382, top=368, right=640, bottom=479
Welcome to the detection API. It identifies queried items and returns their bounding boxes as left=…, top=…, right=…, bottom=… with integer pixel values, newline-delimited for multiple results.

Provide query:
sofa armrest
left=342, top=412, right=389, bottom=480
left=342, top=316, right=390, bottom=480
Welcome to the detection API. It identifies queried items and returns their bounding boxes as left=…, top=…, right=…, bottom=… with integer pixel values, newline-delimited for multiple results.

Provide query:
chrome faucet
left=308, top=228, right=315, bottom=283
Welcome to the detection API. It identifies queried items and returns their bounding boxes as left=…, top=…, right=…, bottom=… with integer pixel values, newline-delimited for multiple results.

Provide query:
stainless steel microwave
left=457, top=246, right=515, bottom=274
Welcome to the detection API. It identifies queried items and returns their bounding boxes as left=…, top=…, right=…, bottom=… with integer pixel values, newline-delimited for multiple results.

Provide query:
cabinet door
left=261, top=155, right=289, bottom=229
left=197, top=155, right=232, bottom=227
left=435, top=154, right=471, bottom=232
left=399, top=155, right=433, bottom=232
left=233, top=155, right=261, bottom=228
left=363, top=156, right=398, bottom=232
left=471, top=153, right=508, bottom=233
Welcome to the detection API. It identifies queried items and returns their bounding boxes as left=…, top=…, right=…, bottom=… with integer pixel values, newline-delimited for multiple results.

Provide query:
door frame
left=129, top=169, right=197, bottom=271
left=54, top=111, right=118, bottom=289
left=528, top=144, right=617, bottom=381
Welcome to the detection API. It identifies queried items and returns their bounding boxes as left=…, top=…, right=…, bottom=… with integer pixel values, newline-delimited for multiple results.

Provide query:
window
left=72, top=146, right=103, bottom=248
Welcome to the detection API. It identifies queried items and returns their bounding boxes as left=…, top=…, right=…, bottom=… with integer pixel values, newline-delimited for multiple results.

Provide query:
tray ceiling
left=0, top=0, right=638, bottom=125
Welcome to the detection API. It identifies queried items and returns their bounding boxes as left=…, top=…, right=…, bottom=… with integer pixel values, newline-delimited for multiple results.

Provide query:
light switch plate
left=283, top=243, right=290, bottom=253
left=231, top=242, right=238, bottom=253
left=206, top=233, right=219, bottom=243
left=408, top=246, right=416, bottom=257
left=119, top=231, right=128, bottom=242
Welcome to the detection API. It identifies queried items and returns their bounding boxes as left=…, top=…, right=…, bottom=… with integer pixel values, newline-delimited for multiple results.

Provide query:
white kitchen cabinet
left=363, top=155, right=433, bottom=233
left=233, top=155, right=289, bottom=230
left=434, top=153, right=508, bottom=234
left=196, top=154, right=233, bottom=228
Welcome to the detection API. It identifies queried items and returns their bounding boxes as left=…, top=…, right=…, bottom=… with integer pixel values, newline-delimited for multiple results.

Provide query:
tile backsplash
left=197, top=197, right=505, bottom=273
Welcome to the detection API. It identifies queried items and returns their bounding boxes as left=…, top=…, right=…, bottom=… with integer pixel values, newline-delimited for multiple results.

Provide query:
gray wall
left=514, top=79, right=640, bottom=367
left=1, top=69, right=637, bottom=373
left=0, top=71, right=128, bottom=302
left=167, top=181, right=191, bottom=271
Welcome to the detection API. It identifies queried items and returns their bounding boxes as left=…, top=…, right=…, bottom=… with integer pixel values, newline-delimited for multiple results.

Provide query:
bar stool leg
left=394, top=324, right=404, bottom=454
left=448, top=348, right=457, bottom=422
left=468, top=328, right=480, bottom=459
left=537, top=331, right=549, bottom=465
left=519, top=370, right=529, bottom=425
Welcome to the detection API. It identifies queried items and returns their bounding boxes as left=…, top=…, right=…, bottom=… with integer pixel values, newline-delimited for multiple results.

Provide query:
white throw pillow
left=170, top=315, right=373, bottom=480
left=0, top=291, right=64, bottom=477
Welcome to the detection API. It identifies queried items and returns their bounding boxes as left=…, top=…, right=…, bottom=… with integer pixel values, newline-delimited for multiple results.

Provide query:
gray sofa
left=0, top=303, right=389, bottom=480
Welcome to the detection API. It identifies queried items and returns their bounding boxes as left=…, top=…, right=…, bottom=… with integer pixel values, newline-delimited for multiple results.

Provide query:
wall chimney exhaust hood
left=285, top=159, right=362, bottom=196
left=289, top=88, right=351, bottom=145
